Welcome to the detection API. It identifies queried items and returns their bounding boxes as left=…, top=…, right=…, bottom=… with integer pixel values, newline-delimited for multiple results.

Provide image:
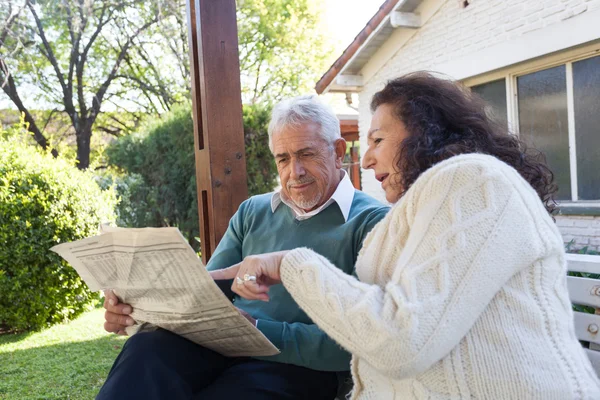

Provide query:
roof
left=315, top=0, right=424, bottom=94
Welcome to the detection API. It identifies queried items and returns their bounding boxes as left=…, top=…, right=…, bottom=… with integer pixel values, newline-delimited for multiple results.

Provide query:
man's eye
left=374, top=138, right=382, bottom=144
left=277, top=158, right=288, bottom=164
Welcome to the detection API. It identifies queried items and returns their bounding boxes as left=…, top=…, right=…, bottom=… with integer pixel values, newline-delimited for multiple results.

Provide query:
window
left=573, top=56, right=600, bottom=200
left=517, top=65, right=570, bottom=200
left=470, top=53, right=600, bottom=203
left=471, top=78, right=508, bottom=128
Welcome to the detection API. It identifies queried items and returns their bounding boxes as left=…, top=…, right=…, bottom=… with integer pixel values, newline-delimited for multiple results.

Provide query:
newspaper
left=50, top=227, right=279, bottom=357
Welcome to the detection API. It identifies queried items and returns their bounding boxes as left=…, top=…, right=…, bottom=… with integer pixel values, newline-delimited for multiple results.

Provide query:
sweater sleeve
left=205, top=201, right=246, bottom=272
left=279, top=159, right=551, bottom=380
left=253, top=319, right=352, bottom=371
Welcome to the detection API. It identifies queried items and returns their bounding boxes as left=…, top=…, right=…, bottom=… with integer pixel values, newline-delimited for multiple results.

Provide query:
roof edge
left=315, top=0, right=400, bottom=94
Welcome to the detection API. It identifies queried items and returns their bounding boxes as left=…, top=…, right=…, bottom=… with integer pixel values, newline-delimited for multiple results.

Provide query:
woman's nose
left=362, top=148, right=375, bottom=170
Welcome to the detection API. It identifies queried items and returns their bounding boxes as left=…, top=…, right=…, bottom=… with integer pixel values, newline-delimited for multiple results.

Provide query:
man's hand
left=237, top=307, right=256, bottom=325
left=103, top=289, right=135, bottom=335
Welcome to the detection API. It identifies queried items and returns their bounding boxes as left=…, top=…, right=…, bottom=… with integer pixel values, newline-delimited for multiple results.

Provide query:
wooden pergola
left=186, top=0, right=247, bottom=264
left=340, top=118, right=361, bottom=190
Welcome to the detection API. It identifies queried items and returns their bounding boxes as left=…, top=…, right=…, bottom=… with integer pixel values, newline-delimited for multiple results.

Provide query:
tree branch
left=130, top=42, right=174, bottom=108
left=89, top=15, right=159, bottom=122
left=0, top=58, right=58, bottom=157
left=27, top=2, right=69, bottom=101
left=97, top=126, right=123, bottom=137
left=40, top=107, right=58, bottom=134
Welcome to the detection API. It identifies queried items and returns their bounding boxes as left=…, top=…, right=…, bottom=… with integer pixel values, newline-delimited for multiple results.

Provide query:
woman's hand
left=213, top=251, right=289, bottom=301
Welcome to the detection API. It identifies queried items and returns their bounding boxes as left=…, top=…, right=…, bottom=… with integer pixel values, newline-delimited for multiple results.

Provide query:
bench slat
left=574, top=312, right=600, bottom=345
left=566, top=253, right=600, bottom=275
left=585, top=348, right=600, bottom=377
left=568, top=276, right=600, bottom=308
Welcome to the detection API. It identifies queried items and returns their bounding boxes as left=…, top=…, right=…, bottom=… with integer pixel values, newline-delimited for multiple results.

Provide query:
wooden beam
left=186, top=0, right=248, bottom=263
left=335, top=75, right=363, bottom=87
left=390, top=11, right=421, bottom=29
left=349, top=146, right=361, bottom=190
left=340, top=119, right=359, bottom=142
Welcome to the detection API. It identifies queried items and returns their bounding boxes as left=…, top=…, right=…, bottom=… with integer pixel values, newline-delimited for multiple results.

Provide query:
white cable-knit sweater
left=280, top=154, right=600, bottom=399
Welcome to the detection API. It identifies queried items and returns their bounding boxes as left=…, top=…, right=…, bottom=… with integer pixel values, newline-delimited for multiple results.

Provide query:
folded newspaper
left=50, top=226, right=279, bottom=357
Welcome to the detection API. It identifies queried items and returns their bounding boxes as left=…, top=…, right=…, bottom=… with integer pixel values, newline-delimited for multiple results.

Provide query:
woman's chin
left=384, top=190, right=397, bottom=204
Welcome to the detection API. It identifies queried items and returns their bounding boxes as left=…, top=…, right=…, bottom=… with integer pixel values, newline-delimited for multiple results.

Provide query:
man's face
left=272, top=122, right=345, bottom=211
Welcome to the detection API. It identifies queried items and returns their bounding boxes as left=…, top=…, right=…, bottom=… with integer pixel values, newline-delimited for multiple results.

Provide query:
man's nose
left=290, top=158, right=305, bottom=180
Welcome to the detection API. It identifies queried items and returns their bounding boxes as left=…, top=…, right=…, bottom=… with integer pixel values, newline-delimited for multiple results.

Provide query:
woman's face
left=362, top=103, right=411, bottom=203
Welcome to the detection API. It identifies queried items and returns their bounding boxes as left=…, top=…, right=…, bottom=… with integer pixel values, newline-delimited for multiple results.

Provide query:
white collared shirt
left=270, top=170, right=355, bottom=222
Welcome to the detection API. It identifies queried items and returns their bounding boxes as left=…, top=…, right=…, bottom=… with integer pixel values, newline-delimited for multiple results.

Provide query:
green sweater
left=206, top=191, right=388, bottom=371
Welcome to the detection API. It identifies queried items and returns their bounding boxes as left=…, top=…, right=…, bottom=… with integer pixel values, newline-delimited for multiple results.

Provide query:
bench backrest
left=566, top=253, right=600, bottom=376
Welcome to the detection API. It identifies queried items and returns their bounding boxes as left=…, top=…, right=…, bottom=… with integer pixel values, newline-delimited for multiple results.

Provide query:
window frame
left=464, top=41, right=600, bottom=212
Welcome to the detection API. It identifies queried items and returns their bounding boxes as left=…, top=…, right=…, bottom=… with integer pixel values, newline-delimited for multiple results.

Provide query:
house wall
left=557, top=216, right=600, bottom=250
left=358, top=0, right=600, bottom=251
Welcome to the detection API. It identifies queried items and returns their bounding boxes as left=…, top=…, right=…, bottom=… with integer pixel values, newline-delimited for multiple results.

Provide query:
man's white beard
left=287, top=177, right=322, bottom=211
left=292, top=193, right=322, bottom=211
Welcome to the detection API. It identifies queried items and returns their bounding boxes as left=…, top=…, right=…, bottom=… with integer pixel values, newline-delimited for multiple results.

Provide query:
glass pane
left=518, top=65, right=571, bottom=200
left=573, top=55, right=600, bottom=200
left=471, top=78, right=508, bottom=128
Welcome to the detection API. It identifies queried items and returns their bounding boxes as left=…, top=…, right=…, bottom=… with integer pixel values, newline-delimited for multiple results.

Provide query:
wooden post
left=186, top=0, right=248, bottom=264
left=350, top=145, right=361, bottom=190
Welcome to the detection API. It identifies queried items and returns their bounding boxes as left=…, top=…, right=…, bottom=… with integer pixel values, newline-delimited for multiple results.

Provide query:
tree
left=237, top=0, right=333, bottom=104
left=0, top=1, right=57, bottom=156
left=127, top=0, right=333, bottom=105
left=0, top=0, right=174, bottom=169
left=1, top=0, right=333, bottom=168
left=128, top=0, right=333, bottom=106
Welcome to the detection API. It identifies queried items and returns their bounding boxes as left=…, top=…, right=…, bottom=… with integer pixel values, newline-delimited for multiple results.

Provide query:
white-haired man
left=98, top=95, right=389, bottom=400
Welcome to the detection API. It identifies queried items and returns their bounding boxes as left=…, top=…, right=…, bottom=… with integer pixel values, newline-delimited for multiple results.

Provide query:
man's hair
left=268, top=95, right=341, bottom=152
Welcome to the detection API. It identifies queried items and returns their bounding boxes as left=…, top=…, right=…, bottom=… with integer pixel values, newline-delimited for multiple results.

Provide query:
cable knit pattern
left=280, top=154, right=600, bottom=399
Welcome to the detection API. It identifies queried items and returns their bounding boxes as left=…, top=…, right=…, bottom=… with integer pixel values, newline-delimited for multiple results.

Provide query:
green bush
left=0, top=136, right=116, bottom=331
left=105, top=103, right=277, bottom=251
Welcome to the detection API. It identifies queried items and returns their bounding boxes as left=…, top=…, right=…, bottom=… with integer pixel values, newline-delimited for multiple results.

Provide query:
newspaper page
left=50, top=227, right=279, bottom=357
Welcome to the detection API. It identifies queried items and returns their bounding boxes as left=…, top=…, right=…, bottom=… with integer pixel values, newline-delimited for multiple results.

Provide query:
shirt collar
left=271, top=170, right=355, bottom=222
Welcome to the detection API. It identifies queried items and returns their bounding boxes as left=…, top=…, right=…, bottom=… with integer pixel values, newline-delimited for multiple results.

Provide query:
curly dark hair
left=370, top=71, right=558, bottom=215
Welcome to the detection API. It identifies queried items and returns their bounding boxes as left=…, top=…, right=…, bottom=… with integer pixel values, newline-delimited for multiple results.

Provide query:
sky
left=323, top=0, right=383, bottom=53
left=320, top=0, right=384, bottom=115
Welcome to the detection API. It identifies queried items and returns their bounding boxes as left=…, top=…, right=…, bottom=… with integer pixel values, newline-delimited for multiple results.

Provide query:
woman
left=219, top=72, right=600, bottom=399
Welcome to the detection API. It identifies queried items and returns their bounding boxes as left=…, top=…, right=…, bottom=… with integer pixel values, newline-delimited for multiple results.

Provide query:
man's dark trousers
left=96, top=329, right=339, bottom=399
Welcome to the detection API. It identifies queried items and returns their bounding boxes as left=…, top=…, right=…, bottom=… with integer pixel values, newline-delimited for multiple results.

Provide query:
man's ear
left=334, top=138, right=347, bottom=169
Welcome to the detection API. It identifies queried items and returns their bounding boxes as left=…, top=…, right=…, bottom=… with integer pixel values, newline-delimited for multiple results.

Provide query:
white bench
left=566, top=253, right=600, bottom=376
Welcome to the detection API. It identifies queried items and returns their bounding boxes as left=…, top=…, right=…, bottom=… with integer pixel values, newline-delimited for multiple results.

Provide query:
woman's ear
left=334, top=138, right=347, bottom=168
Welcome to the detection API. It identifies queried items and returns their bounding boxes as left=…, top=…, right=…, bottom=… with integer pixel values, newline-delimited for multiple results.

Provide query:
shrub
left=105, top=103, right=277, bottom=251
left=0, top=136, right=116, bottom=331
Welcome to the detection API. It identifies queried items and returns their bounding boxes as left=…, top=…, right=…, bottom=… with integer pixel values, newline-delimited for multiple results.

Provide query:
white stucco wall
left=357, top=0, right=600, bottom=251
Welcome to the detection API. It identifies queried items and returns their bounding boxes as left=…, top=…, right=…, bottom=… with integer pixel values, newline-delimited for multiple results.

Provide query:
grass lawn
left=0, top=308, right=126, bottom=399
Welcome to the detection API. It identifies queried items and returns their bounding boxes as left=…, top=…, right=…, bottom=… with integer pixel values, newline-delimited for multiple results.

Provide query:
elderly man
left=98, top=95, right=389, bottom=400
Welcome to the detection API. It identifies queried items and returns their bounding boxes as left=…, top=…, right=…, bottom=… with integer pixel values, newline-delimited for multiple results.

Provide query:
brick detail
left=557, top=216, right=600, bottom=251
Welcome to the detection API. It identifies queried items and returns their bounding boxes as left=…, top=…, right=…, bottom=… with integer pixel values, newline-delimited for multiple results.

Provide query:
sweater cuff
left=255, top=319, right=284, bottom=350
left=281, top=247, right=320, bottom=285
